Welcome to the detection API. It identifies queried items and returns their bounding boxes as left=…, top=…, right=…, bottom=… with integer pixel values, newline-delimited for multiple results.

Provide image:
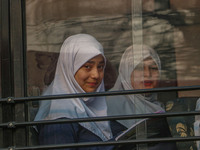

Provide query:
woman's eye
left=84, top=65, right=91, bottom=69
left=150, top=66, right=158, bottom=70
left=98, top=65, right=104, bottom=70
left=134, top=66, right=143, bottom=71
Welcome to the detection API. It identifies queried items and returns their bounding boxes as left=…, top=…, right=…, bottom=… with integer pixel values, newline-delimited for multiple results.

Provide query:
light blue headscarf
left=34, top=34, right=112, bottom=141
left=107, top=45, right=164, bottom=128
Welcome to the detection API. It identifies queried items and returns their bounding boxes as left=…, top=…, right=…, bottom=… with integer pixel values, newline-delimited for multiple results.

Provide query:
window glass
left=26, top=0, right=200, bottom=95
left=26, top=0, right=174, bottom=93
left=25, top=0, right=200, bottom=148
left=26, top=0, right=132, bottom=95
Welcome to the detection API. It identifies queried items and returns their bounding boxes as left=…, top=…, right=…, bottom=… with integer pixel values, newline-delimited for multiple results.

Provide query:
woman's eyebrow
left=86, top=60, right=105, bottom=64
left=84, top=60, right=93, bottom=64
left=99, top=61, right=105, bottom=64
left=149, top=62, right=157, bottom=66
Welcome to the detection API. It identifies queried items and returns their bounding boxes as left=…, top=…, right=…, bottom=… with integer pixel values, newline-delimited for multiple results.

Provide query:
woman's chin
left=143, top=86, right=154, bottom=89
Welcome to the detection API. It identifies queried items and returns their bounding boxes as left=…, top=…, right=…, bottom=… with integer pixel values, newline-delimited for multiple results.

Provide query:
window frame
left=0, top=0, right=200, bottom=149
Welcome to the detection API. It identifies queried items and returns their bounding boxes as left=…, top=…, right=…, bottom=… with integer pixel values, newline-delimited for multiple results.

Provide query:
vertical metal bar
left=131, top=0, right=147, bottom=150
left=21, top=0, right=27, bottom=99
left=131, top=0, right=144, bottom=84
left=10, top=0, right=26, bottom=147
left=131, top=0, right=143, bottom=45
left=0, top=0, right=15, bottom=147
left=21, top=0, right=30, bottom=146
left=10, top=0, right=25, bottom=98
left=0, top=0, right=2, bottom=147
left=1, top=0, right=13, bottom=97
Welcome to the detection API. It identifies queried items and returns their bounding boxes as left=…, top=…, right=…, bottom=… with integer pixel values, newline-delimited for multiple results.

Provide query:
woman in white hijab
left=107, top=44, right=164, bottom=128
left=34, top=34, right=124, bottom=150
left=106, top=45, right=177, bottom=150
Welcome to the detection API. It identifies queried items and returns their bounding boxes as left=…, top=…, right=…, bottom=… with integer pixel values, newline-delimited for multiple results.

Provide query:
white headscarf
left=34, top=34, right=112, bottom=141
left=107, top=45, right=164, bottom=128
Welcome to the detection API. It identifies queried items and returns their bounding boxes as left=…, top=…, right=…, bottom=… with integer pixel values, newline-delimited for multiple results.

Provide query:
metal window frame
left=0, top=0, right=27, bottom=147
left=0, top=0, right=200, bottom=149
left=0, top=85, right=200, bottom=149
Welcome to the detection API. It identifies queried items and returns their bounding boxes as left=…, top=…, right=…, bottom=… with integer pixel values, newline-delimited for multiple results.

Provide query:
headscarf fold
left=34, top=34, right=112, bottom=141
left=107, top=45, right=164, bottom=128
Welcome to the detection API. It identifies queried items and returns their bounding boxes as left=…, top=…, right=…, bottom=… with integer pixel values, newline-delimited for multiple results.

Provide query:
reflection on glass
left=25, top=0, right=200, bottom=149
left=26, top=0, right=200, bottom=98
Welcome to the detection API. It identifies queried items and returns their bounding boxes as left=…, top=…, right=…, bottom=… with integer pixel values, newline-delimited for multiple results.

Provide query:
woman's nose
left=144, top=67, right=151, bottom=77
left=91, top=68, right=100, bottom=79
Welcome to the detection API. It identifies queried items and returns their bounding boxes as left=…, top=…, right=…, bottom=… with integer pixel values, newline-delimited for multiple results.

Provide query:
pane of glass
left=26, top=0, right=132, bottom=95
left=25, top=0, right=200, bottom=149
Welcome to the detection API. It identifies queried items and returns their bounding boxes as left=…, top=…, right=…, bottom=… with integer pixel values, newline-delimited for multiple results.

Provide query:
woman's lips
left=144, top=80, right=153, bottom=86
left=87, top=82, right=98, bottom=87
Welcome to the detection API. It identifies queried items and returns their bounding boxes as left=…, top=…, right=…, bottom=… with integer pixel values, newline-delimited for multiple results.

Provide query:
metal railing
left=0, top=85, right=200, bottom=149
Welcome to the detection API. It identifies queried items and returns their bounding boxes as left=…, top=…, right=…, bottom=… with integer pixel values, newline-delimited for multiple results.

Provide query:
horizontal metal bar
left=2, top=136, right=200, bottom=150
left=0, top=85, right=200, bottom=103
left=0, top=111, right=200, bottom=128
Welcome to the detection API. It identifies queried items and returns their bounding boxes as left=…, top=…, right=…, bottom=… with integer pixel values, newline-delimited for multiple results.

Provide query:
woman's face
left=131, top=57, right=159, bottom=89
left=74, top=54, right=105, bottom=93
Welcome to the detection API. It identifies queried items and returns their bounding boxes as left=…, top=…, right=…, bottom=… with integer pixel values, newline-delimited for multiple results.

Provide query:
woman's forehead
left=143, top=57, right=156, bottom=64
left=86, top=54, right=105, bottom=64
left=135, top=57, right=157, bottom=68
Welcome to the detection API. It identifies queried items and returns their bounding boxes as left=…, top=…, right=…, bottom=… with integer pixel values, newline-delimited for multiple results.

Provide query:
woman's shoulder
left=106, top=95, right=128, bottom=105
left=106, top=95, right=134, bottom=116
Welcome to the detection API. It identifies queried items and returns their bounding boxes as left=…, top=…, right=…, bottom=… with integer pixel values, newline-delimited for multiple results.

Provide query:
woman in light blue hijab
left=106, top=45, right=177, bottom=150
left=107, top=45, right=164, bottom=128
left=34, top=34, right=124, bottom=150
